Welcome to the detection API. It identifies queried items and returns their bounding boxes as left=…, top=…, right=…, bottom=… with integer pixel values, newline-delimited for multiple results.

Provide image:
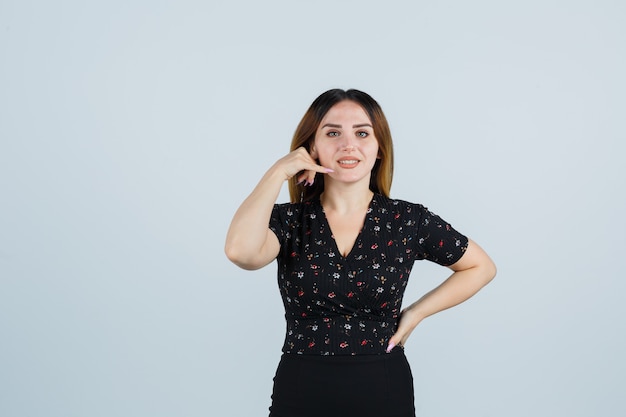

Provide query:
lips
left=337, top=158, right=360, bottom=168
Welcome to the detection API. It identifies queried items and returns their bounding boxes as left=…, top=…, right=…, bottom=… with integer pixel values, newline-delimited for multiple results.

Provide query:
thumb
left=386, top=334, right=403, bottom=353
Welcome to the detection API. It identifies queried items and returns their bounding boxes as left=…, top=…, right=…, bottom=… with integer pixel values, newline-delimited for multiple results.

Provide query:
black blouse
left=269, top=194, right=468, bottom=355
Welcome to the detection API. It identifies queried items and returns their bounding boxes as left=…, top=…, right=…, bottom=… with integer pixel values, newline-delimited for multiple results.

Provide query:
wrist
left=402, top=305, right=426, bottom=326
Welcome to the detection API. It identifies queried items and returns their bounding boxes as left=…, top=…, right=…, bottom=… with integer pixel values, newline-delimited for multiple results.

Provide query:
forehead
left=320, top=100, right=371, bottom=125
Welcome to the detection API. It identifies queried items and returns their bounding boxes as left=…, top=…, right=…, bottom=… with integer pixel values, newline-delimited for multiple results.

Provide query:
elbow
left=224, top=244, right=249, bottom=269
left=224, top=239, right=235, bottom=262
left=224, top=243, right=266, bottom=271
left=470, top=253, right=497, bottom=287
left=484, top=258, right=497, bottom=283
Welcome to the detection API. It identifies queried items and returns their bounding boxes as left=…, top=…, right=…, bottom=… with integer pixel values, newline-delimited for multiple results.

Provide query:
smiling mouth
left=338, top=159, right=359, bottom=166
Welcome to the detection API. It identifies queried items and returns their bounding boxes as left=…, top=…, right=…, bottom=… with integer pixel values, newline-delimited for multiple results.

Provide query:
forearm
left=404, top=264, right=495, bottom=325
left=225, top=147, right=333, bottom=270
left=387, top=240, right=496, bottom=350
left=224, top=166, right=285, bottom=269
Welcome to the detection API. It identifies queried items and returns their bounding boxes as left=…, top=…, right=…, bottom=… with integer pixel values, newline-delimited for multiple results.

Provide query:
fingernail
left=386, top=342, right=395, bottom=353
left=308, top=178, right=314, bottom=186
left=324, top=168, right=334, bottom=173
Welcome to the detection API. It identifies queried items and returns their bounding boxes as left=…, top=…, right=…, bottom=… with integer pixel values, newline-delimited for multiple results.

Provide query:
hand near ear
left=276, top=147, right=331, bottom=186
left=226, top=146, right=332, bottom=270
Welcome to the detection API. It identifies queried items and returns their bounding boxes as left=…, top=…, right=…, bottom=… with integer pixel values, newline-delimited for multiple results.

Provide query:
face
left=311, top=100, right=379, bottom=187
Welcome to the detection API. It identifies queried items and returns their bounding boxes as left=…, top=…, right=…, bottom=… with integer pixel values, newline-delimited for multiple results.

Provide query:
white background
left=1, top=1, right=624, bottom=416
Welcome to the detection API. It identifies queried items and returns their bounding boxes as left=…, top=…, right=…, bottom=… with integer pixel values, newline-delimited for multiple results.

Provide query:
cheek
left=317, top=153, right=333, bottom=166
left=368, top=143, right=380, bottom=158
left=310, top=137, right=324, bottom=160
left=313, top=144, right=334, bottom=163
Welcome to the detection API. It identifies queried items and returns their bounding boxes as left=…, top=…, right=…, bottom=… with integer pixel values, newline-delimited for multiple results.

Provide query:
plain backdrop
left=1, top=1, right=624, bottom=416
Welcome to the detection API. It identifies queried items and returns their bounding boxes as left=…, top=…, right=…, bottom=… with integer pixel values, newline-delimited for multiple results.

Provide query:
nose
left=340, top=135, right=357, bottom=151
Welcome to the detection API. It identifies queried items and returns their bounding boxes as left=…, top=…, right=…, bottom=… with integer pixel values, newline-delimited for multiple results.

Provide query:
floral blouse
left=269, top=194, right=468, bottom=355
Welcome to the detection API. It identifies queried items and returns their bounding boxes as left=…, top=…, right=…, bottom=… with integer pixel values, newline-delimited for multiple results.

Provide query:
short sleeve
left=269, top=204, right=285, bottom=246
left=415, top=206, right=468, bottom=266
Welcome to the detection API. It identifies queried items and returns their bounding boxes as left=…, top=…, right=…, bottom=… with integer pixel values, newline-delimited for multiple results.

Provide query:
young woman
left=225, top=89, right=496, bottom=417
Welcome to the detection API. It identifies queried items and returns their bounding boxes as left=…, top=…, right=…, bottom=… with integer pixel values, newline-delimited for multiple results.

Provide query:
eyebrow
left=321, top=123, right=373, bottom=129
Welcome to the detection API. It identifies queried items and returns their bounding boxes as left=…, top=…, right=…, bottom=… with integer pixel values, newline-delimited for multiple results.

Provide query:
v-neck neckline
left=318, top=194, right=376, bottom=260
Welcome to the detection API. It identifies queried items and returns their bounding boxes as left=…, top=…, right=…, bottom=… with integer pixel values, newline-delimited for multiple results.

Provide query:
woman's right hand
left=273, top=147, right=333, bottom=186
left=225, top=147, right=332, bottom=270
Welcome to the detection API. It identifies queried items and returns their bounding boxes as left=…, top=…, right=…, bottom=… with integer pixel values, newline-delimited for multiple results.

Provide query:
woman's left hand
left=385, top=239, right=496, bottom=353
left=386, top=309, right=421, bottom=352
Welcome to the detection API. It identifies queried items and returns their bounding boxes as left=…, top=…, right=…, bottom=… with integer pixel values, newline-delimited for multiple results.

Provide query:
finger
left=306, top=163, right=333, bottom=174
left=296, top=166, right=333, bottom=186
left=386, top=334, right=402, bottom=353
left=295, top=170, right=314, bottom=185
left=295, top=169, right=307, bottom=184
left=305, top=170, right=316, bottom=186
left=295, top=169, right=316, bottom=187
left=293, top=149, right=332, bottom=173
left=281, top=148, right=321, bottom=180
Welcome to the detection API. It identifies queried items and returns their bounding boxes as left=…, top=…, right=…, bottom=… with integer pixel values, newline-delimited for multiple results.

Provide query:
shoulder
left=271, top=200, right=321, bottom=224
left=273, top=200, right=319, bottom=213
left=373, top=195, right=453, bottom=232
left=372, top=194, right=429, bottom=216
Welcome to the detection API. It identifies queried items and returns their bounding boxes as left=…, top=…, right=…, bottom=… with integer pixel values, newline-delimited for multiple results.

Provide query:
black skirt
left=269, top=347, right=415, bottom=417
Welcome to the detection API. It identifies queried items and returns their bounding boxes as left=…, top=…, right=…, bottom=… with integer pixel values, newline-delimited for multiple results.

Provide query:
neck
left=320, top=182, right=374, bottom=214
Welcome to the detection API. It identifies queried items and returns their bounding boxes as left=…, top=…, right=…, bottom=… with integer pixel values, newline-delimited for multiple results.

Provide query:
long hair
left=288, top=89, right=394, bottom=203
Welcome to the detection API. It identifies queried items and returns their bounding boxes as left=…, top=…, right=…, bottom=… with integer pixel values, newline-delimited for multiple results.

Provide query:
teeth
left=339, top=160, right=358, bottom=164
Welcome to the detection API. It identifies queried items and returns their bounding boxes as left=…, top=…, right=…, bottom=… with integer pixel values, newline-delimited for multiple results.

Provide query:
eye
left=356, top=131, right=369, bottom=138
left=327, top=131, right=340, bottom=137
